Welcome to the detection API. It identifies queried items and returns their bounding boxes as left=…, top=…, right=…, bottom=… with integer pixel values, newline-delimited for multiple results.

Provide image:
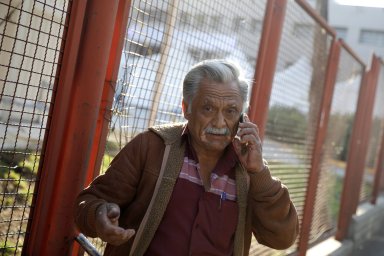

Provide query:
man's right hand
left=94, top=203, right=135, bottom=246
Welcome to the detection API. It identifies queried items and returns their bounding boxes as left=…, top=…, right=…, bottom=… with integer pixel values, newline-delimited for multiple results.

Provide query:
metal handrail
left=75, top=233, right=102, bottom=256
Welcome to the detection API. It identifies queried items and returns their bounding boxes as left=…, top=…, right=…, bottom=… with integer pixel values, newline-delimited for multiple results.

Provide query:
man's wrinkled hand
left=94, top=203, right=135, bottom=246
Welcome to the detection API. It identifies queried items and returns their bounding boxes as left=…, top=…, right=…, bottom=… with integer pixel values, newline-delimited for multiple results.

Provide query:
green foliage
left=0, top=240, right=17, bottom=255
left=100, top=154, right=115, bottom=174
left=266, top=105, right=307, bottom=143
left=106, top=140, right=121, bottom=155
left=22, top=154, right=40, bottom=175
left=328, top=173, right=343, bottom=225
left=0, top=154, right=38, bottom=207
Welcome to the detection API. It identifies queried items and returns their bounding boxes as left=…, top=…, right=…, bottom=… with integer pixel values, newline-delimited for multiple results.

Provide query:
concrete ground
left=351, top=221, right=384, bottom=256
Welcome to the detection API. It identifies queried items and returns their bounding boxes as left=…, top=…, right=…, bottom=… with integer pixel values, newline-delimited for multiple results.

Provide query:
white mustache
left=205, top=127, right=230, bottom=136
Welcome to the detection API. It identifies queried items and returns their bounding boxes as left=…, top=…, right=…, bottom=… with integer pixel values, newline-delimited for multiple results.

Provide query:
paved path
left=351, top=221, right=384, bottom=256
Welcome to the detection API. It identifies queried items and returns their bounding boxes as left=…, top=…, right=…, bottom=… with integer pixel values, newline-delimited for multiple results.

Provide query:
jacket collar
left=149, top=122, right=186, bottom=145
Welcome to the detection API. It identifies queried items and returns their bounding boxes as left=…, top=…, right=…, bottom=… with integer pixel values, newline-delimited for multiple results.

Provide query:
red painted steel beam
left=73, top=1, right=132, bottom=255
left=248, top=0, right=287, bottom=141
left=336, top=68, right=369, bottom=241
left=23, top=1, right=121, bottom=255
left=86, top=0, right=132, bottom=184
left=335, top=56, right=380, bottom=241
left=350, top=56, right=380, bottom=212
left=372, top=62, right=384, bottom=204
left=23, top=1, right=87, bottom=254
left=297, top=40, right=341, bottom=256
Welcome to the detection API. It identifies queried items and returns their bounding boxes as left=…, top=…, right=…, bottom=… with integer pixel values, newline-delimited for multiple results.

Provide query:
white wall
left=329, top=0, right=384, bottom=64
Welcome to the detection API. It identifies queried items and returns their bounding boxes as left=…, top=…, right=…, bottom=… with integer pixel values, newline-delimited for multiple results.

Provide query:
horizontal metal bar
left=75, top=233, right=102, bottom=256
left=295, top=0, right=336, bottom=37
left=339, top=39, right=366, bottom=66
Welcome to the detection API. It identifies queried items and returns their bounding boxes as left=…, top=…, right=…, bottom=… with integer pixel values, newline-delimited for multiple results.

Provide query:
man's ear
left=182, top=99, right=190, bottom=120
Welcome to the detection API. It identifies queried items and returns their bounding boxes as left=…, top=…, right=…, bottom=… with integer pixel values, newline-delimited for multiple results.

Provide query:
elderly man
left=74, top=59, right=298, bottom=255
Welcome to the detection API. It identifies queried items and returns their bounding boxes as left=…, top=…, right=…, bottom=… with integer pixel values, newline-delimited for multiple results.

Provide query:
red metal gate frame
left=336, top=55, right=381, bottom=241
left=23, top=0, right=131, bottom=254
left=372, top=60, right=384, bottom=204
left=297, top=38, right=340, bottom=255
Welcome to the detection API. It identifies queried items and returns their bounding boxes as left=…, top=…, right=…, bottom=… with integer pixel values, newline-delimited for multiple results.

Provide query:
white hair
left=183, top=59, right=249, bottom=113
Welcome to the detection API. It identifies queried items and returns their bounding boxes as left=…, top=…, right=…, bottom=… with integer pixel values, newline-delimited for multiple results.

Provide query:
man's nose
left=213, top=112, right=226, bottom=127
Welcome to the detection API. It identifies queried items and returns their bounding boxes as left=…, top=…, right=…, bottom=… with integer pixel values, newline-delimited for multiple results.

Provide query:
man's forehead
left=199, top=80, right=241, bottom=93
left=200, top=96, right=242, bottom=109
left=202, top=96, right=240, bottom=102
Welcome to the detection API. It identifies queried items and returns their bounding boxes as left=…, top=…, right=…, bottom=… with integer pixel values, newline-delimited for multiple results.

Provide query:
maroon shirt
left=145, top=130, right=239, bottom=256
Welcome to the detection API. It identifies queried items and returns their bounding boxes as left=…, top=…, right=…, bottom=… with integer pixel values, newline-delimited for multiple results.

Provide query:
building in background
left=329, top=0, right=384, bottom=64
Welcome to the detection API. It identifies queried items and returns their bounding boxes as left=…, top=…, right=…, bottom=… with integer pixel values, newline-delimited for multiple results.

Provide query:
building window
left=293, top=23, right=313, bottom=38
left=359, top=29, right=384, bottom=47
left=334, top=27, right=348, bottom=40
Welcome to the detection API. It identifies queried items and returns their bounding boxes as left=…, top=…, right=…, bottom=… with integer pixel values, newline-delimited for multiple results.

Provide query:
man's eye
left=204, top=106, right=213, bottom=112
left=227, top=109, right=238, bottom=115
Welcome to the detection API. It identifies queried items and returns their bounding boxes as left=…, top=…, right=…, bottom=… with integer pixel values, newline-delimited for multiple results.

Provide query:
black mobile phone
left=239, top=113, right=244, bottom=123
left=236, top=113, right=244, bottom=133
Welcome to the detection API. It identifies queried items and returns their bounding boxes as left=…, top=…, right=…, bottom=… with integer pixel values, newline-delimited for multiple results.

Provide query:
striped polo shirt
left=145, top=128, right=239, bottom=256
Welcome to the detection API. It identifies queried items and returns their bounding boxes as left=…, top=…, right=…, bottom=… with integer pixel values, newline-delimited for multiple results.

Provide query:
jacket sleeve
left=74, top=132, right=148, bottom=237
left=248, top=165, right=299, bottom=249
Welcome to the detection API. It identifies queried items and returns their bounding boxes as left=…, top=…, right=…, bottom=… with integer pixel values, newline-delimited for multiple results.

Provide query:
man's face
left=183, top=79, right=244, bottom=154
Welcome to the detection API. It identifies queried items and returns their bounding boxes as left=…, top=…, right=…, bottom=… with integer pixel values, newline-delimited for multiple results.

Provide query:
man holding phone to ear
left=75, top=59, right=299, bottom=256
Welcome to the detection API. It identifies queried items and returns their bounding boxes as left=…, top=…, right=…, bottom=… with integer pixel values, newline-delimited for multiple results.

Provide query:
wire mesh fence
left=109, top=0, right=264, bottom=147
left=261, top=0, right=332, bottom=254
left=360, top=61, right=384, bottom=202
left=89, top=0, right=267, bottom=252
left=86, top=0, right=383, bottom=255
left=312, top=46, right=364, bottom=245
left=0, top=0, right=70, bottom=254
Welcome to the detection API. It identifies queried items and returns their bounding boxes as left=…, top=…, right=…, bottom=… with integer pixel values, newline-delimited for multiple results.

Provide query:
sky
left=335, top=0, right=384, bottom=8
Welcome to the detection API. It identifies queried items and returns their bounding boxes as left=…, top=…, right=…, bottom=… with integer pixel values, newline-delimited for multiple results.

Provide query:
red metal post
left=372, top=62, right=384, bottom=204
left=335, top=68, right=369, bottom=241
left=24, top=1, right=121, bottom=255
left=335, top=56, right=380, bottom=240
left=248, top=0, right=287, bottom=140
left=350, top=56, right=380, bottom=212
left=86, top=0, right=132, bottom=183
left=297, top=39, right=341, bottom=256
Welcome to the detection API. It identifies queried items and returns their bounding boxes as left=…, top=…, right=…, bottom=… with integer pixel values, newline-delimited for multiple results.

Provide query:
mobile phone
left=237, top=113, right=248, bottom=155
left=239, top=113, right=244, bottom=123
left=235, top=113, right=244, bottom=136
